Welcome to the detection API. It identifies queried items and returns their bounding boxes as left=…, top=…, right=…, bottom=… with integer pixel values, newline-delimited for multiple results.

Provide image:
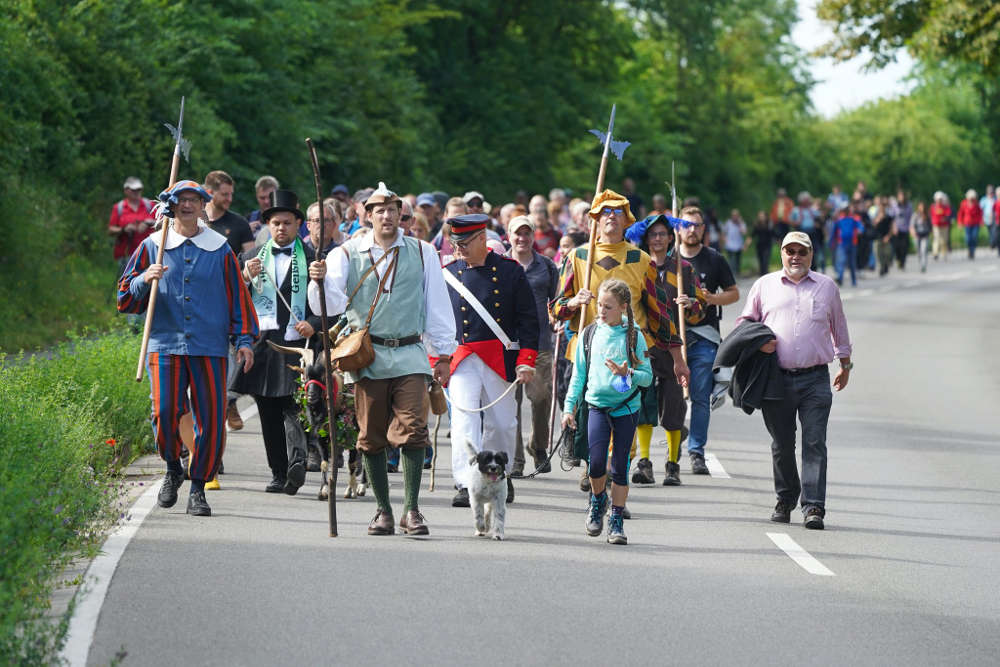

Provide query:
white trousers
left=449, top=354, right=516, bottom=489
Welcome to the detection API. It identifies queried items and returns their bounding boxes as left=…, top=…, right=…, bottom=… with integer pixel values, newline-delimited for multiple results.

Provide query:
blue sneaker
left=586, top=492, right=609, bottom=537
left=607, top=512, right=627, bottom=545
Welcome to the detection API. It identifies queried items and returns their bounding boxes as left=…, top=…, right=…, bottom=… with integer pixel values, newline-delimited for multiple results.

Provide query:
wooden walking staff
left=306, top=138, right=340, bottom=538
left=579, top=104, right=631, bottom=334
left=136, top=96, right=191, bottom=381
left=670, top=161, right=690, bottom=400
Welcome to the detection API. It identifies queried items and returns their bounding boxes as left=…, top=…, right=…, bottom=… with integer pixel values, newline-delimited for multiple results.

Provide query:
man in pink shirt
left=736, top=231, right=853, bottom=530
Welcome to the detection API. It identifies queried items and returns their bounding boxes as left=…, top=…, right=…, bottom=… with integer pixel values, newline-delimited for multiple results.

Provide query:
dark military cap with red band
left=446, top=213, right=491, bottom=240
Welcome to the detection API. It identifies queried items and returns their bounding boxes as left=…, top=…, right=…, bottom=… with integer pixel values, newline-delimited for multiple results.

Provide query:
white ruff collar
left=151, top=220, right=228, bottom=251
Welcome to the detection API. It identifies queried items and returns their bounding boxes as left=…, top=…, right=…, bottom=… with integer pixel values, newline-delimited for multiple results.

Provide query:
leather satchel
left=329, top=247, right=399, bottom=372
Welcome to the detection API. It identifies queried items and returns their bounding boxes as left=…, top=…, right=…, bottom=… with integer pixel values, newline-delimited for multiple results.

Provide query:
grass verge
left=0, top=328, right=152, bottom=664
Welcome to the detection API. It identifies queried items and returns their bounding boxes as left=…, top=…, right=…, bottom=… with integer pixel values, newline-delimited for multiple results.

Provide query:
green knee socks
left=362, top=450, right=392, bottom=513
left=362, top=447, right=425, bottom=514
left=400, top=447, right=423, bottom=512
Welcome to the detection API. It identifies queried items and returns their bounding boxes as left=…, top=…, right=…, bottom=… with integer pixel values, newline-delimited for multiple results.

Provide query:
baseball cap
left=123, top=176, right=143, bottom=190
left=781, top=231, right=812, bottom=249
left=330, top=184, right=349, bottom=196
left=462, top=190, right=485, bottom=205
left=508, top=215, right=534, bottom=234
left=416, top=192, right=436, bottom=207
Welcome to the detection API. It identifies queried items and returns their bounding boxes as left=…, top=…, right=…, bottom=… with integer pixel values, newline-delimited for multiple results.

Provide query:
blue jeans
left=835, top=245, right=857, bottom=286
left=686, top=336, right=718, bottom=456
left=965, top=225, right=980, bottom=258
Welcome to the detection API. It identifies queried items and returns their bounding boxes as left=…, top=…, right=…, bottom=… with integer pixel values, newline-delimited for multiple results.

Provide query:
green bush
left=0, top=329, right=151, bottom=664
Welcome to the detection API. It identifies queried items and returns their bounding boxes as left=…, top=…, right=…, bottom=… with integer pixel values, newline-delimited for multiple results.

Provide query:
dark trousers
left=587, top=409, right=638, bottom=486
left=756, top=242, right=772, bottom=276
left=760, top=367, right=832, bottom=514
left=253, top=395, right=307, bottom=479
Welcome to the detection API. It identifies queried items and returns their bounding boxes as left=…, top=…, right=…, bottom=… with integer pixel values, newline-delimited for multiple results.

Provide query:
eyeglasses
left=452, top=231, right=484, bottom=249
left=600, top=207, right=624, bottom=217
left=682, top=221, right=705, bottom=229
left=177, top=196, right=203, bottom=204
left=647, top=231, right=671, bottom=239
left=783, top=247, right=811, bottom=257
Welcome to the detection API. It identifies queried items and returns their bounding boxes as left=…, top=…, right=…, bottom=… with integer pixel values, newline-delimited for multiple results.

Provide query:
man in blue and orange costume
left=550, top=190, right=690, bottom=493
left=443, top=214, right=540, bottom=508
left=118, top=180, right=259, bottom=517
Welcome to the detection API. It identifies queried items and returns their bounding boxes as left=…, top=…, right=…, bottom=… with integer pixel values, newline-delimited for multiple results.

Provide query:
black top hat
left=446, top=213, right=490, bottom=239
left=262, top=189, right=304, bottom=223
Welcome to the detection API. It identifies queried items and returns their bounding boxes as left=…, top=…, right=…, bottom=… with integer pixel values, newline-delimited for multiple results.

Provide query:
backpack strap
left=581, top=321, right=640, bottom=414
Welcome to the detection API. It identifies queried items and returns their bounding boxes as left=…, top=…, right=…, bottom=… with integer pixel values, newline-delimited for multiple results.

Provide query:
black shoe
left=157, top=471, right=184, bottom=508
left=631, top=457, right=655, bottom=484
left=770, top=500, right=794, bottom=523
left=662, top=461, right=682, bottom=486
left=265, top=476, right=287, bottom=493
left=510, top=463, right=525, bottom=479
left=452, top=487, right=470, bottom=508
left=506, top=478, right=514, bottom=504
left=534, top=456, right=552, bottom=474
left=690, top=452, right=710, bottom=475
left=306, top=446, right=322, bottom=472
left=186, top=489, right=211, bottom=516
left=804, top=506, right=825, bottom=530
left=285, top=460, right=306, bottom=495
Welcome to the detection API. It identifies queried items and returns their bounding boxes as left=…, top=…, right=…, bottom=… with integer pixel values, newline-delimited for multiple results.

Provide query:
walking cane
left=544, top=321, right=562, bottom=457
left=135, top=97, right=189, bottom=381
left=306, top=138, right=339, bottom=538
left=670, top=161, right=690, bottom=400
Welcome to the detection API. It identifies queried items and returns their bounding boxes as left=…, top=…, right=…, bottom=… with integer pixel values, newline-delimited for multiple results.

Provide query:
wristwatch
left=839, top=361, right=854, bottom=371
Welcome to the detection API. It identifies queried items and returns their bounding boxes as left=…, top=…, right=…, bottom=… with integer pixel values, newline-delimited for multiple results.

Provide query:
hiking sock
left=610, top=504, right=624, bottom=518
left=363, top=450, right=392, bottom=513
left=167, top=458, right=184, bottom=476
left=666, top=429, right=681, bottom=464
left=401, top=446, right=424, bottom=512
left=636, top=424, right=653, bottom=460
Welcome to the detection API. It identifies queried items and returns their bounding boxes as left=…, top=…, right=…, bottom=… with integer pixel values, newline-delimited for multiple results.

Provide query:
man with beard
left=308, top=183, right=456, bottom=535
left=676, top=205, right=738, bottom=475
left=233, top=190, right=321, bottom=495
left=736, top=232, right=852, bottom=530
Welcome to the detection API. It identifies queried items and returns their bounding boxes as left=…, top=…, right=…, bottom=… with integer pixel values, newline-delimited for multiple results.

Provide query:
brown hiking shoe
left=368, top=509, right=395, bottom=535
left=399, top=509, right=430, bottom=535
left=226, top=401, right=244, bottom=431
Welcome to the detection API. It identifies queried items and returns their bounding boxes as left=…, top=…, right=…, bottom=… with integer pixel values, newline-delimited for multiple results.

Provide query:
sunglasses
left=682, top=221, right=705, bottom=229
left=647, top=231, right=671, bottom=239
left=401, top=214, right=413, bottom=221
left=783, top=247, right=811, bottom=257
left=600, top=207, right=624, bottom=217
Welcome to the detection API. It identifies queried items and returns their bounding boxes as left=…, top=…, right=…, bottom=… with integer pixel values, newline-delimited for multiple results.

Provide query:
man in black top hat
left=233, top=190, right=323, bottom=495
left=443, top=214, right=539, bottom=507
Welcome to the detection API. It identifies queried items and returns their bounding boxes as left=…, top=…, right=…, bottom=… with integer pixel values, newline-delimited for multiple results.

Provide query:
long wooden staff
left=578, top=104, right=618, bottom=335
left=136, top=97, right=188, bottom=381
left=671, top=161, right=690, bottom=400
left=306, top=138, right=339, bottom=538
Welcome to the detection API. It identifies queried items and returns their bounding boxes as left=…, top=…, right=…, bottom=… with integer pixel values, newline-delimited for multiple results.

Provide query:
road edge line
left=60, top=480, right=163, bottom=666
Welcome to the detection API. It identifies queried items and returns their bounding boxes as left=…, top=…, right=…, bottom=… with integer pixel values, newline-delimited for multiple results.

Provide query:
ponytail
left=625, top=301, right=639, bottom=368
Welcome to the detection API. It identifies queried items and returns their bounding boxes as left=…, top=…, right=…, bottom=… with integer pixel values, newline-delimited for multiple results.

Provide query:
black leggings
left=587, top=408, right=638, bottom=486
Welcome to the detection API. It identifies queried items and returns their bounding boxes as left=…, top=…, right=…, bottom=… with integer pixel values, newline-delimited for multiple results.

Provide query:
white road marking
left=767, top=532, right=835, bottom=576
left=228, top=400, right=258, bottom=431
left=856, top=289, right=874, bottom=297
left=61, top=481, right=164, bottom=666
left=704, top=452, right=730, bottom=478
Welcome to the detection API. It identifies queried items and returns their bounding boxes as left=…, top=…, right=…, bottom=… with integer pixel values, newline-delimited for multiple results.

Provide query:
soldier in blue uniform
left=443, top=214, right=540, bottom=507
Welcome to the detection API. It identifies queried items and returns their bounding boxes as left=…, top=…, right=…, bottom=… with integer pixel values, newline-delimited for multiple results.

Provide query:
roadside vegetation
left=0, top=330, right=151, bottom=663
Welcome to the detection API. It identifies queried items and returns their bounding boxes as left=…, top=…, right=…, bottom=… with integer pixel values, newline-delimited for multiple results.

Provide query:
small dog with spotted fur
left=462, top=439, right=508, bottom=540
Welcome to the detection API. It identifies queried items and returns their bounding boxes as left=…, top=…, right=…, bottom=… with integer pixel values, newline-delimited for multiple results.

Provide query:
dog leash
left=443, top=381, right=520, bottom=413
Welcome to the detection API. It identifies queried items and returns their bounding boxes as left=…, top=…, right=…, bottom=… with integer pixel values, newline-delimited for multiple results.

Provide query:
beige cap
left=508, top=215, right=534, bottom=234
left=781, top=231, right=812, bottom=249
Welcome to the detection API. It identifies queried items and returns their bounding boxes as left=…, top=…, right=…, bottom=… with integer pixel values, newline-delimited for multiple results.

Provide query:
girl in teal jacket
left=562, top=279, right=652, bottom=544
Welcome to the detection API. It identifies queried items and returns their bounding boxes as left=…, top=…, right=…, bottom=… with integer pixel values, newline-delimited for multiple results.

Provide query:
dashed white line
left=767, top=532, right=835, bottom=576
left=61, top=481, right=164, bottom=666
left=704, top=452, right=730, bottom=478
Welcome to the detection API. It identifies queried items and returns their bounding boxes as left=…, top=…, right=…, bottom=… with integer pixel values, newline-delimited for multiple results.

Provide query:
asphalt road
left=83, top=254, right=1000, bottom=666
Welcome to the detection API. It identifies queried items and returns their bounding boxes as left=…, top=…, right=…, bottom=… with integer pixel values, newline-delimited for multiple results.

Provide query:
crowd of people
left=113, top=170, right=868, bottom=541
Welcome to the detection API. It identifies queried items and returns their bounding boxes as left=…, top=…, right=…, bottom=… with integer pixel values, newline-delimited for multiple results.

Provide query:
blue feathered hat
left=158, top=180, right=211, bottom=206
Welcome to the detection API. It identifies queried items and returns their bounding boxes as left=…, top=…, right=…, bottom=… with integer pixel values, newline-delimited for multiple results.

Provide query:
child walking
left=561, top=279, right=652, bottom=544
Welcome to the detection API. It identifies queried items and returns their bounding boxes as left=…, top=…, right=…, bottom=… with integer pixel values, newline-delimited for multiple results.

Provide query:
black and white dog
left=462, top=440, right=508, bottom=540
